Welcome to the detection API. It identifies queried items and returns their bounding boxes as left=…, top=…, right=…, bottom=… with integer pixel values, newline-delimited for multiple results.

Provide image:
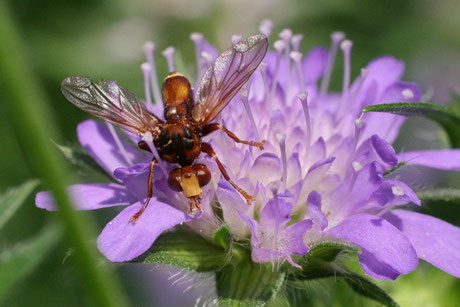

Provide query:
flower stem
left=216, top=261, right=285, bottom=305
left=0, top=3, right=129, bottom=307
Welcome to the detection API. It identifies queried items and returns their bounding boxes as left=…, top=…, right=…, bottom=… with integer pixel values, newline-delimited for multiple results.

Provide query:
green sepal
left=0, top=180, right=39, bottom=230
left=384, top=161, right=407, bottom=176
left=132, top=228, right=227, bottom=272
left=417, top=188, right=460, bottom=205
left=305, top=240, right=360, bottom=263
left=216, top=262, right=286, bottom=306
left=363, top=102, right=460, bottom=147
left=213, top=225, right=232, bottom=249
left=0, top=222, right=62, bottom=302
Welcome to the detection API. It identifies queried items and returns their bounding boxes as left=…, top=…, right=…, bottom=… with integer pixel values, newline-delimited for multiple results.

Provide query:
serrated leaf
left=363, top=102, right=460, bottom=147
left=0, top=180, right=39, bottom=230
left=0, top=222, right=62, bottom=302
left=417, top=188, right=460, bottom=206
left=132, top=228, right=227, bottom=272
left=216, top=262, right=285, bottom=306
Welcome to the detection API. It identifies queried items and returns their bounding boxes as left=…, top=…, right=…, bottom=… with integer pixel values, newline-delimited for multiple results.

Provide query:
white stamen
left=290, top=51, right=305, bottom=93
left=106, top=123, right=133, bottom=166
left=143, top=41, right=162, bottom=105
left=140, top=62, right=153, bottom=107
left=276, top=133, right=288, bottom=188
left=402, top=88, right=414, bottom=100
left=291, top=34, right=304, bottom=52
left=231, top=34, right=243, bottom=45
left=259, top=62, right=272, bottom=113
left=190, top=32, right=204, bottom=79
left=349, top=68, right=370, bottom=106
left=320, top=31, right=345, bottom=94
left=142, top=132, right=168, bottom=177
left=239, top=86, right=260, bottom=140
left=280, top=29, right=293, bottom=100
left=340, top=40, right=353, bottom=102
left=259, top=19, right=274, bottom=39
left=392, top=186, right=405, bottom=196
left=200, top=51, right=213, bottom=69
left=352, top=113, right=365, bottom=150
left=352, top=161, right=363, bottom=172
left=271, top=40, right=285, bottom=100
left=297, top=92, right=311, bottom=148
left=162, top=46, right=175, bottom=72
left=354, top=118, right=364, bottom=129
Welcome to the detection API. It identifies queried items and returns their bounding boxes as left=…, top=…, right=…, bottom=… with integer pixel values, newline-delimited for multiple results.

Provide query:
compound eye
left=193, top=164, right=211, bottom=187
left=167, top=168, right=183, bottom=191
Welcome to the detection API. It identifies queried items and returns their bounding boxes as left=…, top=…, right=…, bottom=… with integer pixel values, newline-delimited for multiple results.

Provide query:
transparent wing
left=193, top=34, right=268, bottom=125
left=61, top=77, right=163, bottom=135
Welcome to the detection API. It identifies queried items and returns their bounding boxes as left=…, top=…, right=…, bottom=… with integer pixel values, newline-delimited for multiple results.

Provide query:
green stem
left=0, top=3, right=128, bottom=307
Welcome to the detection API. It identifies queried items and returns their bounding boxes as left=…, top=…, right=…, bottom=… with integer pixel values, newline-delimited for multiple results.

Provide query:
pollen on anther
left=402, top=88, right=414, bottom=100
left=392, top=185, right=405, bottom=196
left=352, top=161, right=363, bottom=172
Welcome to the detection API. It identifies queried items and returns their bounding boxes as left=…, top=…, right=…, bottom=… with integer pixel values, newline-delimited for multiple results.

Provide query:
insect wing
left=193, top=34, right=268, bottom=125
left=61, top=77, right=163, bottom=135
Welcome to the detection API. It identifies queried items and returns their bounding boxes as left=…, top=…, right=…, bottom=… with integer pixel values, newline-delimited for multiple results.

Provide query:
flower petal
left=302, top=47, right=329, bottom=84
left=77, top=120, right=146, bottom=177
left=249, top=153, right=282, bottom=185
left=398, top=149, right=460, bottom=171
left=97, top=200, right=193, bottom=262
left=35, top=183, right=135, bottom=211
left=113, top=163, right=151, bottom=200
left=326, top=213, right=418, bottom=280
left=384, top=210, right=460, bottom=278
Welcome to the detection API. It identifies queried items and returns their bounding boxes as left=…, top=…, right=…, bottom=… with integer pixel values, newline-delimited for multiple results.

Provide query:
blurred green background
left=1, top=0, right=460, bottom=306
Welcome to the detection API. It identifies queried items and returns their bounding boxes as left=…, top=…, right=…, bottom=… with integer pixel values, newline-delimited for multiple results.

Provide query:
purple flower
left=36, top=22, right=460, bottom=281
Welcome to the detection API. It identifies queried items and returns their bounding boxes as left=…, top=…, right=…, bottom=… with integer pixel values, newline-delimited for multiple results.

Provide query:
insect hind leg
left=202, top=123, right=265, bottom=150
left=130, top=159, right=157, bottom=222
left=201, top=142, right=255, bottom=204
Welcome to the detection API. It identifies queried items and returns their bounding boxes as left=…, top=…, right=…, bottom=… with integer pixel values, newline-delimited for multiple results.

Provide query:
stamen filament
left=271, top=40, right=286, bottom=102
left=259, top=19, right=274, bottom=40
left=291, top=34, right=304, bottom=52
left=340, top=40, right=353, bottom=102
left=280, top=29, right=293, bottom=101
left=142, top=132, right=168, bottom=177
left=106, top=123, right=133, bottom=166
left=290, top=51, right=306, bottom=93
left=239, top=87, right=260, bottom=141
left=162, top=47, right=175, bottom=72
left=297, top=92, right=311, bottom=149
left=259, top=62, right=271, bottom=113
left=190, top=32, right=204, bottom=79
left=140, top=63, right=153, bottom=107
left=276, top=133, right=288, bottom=189
left=143, top=41, right=162, bottom=105
left=231, top=34, right=242, bottom=45
left=320, top=31, right=345, bottom=94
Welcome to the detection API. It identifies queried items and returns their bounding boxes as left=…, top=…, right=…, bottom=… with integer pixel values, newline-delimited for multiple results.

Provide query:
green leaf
left=213, top=225, right=232, bottom=249
left=0, top=222, right=62, bottom=302
left=305, top=240, right=360, bottom=263
left=132, top=228, right=227, bottom=272
left=363, top=102, right=460, bottom=147
left=52, top=141, right=111, bottom=181
left=0, top=180, right=39, bottom=230
left=417, top=188, right=460, bottom=205
left=216, top=262, right=285, bottom=306
left=293, top=266, right=398, bottom=307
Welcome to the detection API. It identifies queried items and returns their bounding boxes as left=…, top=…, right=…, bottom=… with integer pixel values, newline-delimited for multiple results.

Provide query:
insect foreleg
left=201, top=142, right=255, bottom=204
left=201, top=123, right=265, bottom=150
left=130, top=158, right=157, bottom=222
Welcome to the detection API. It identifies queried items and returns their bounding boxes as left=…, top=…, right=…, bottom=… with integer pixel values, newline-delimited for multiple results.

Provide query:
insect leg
left=130, top=159, right=157, bottom=222
left=202, top=123, right=265, bottom=150
left=201, top=142, right=255, bottom=203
